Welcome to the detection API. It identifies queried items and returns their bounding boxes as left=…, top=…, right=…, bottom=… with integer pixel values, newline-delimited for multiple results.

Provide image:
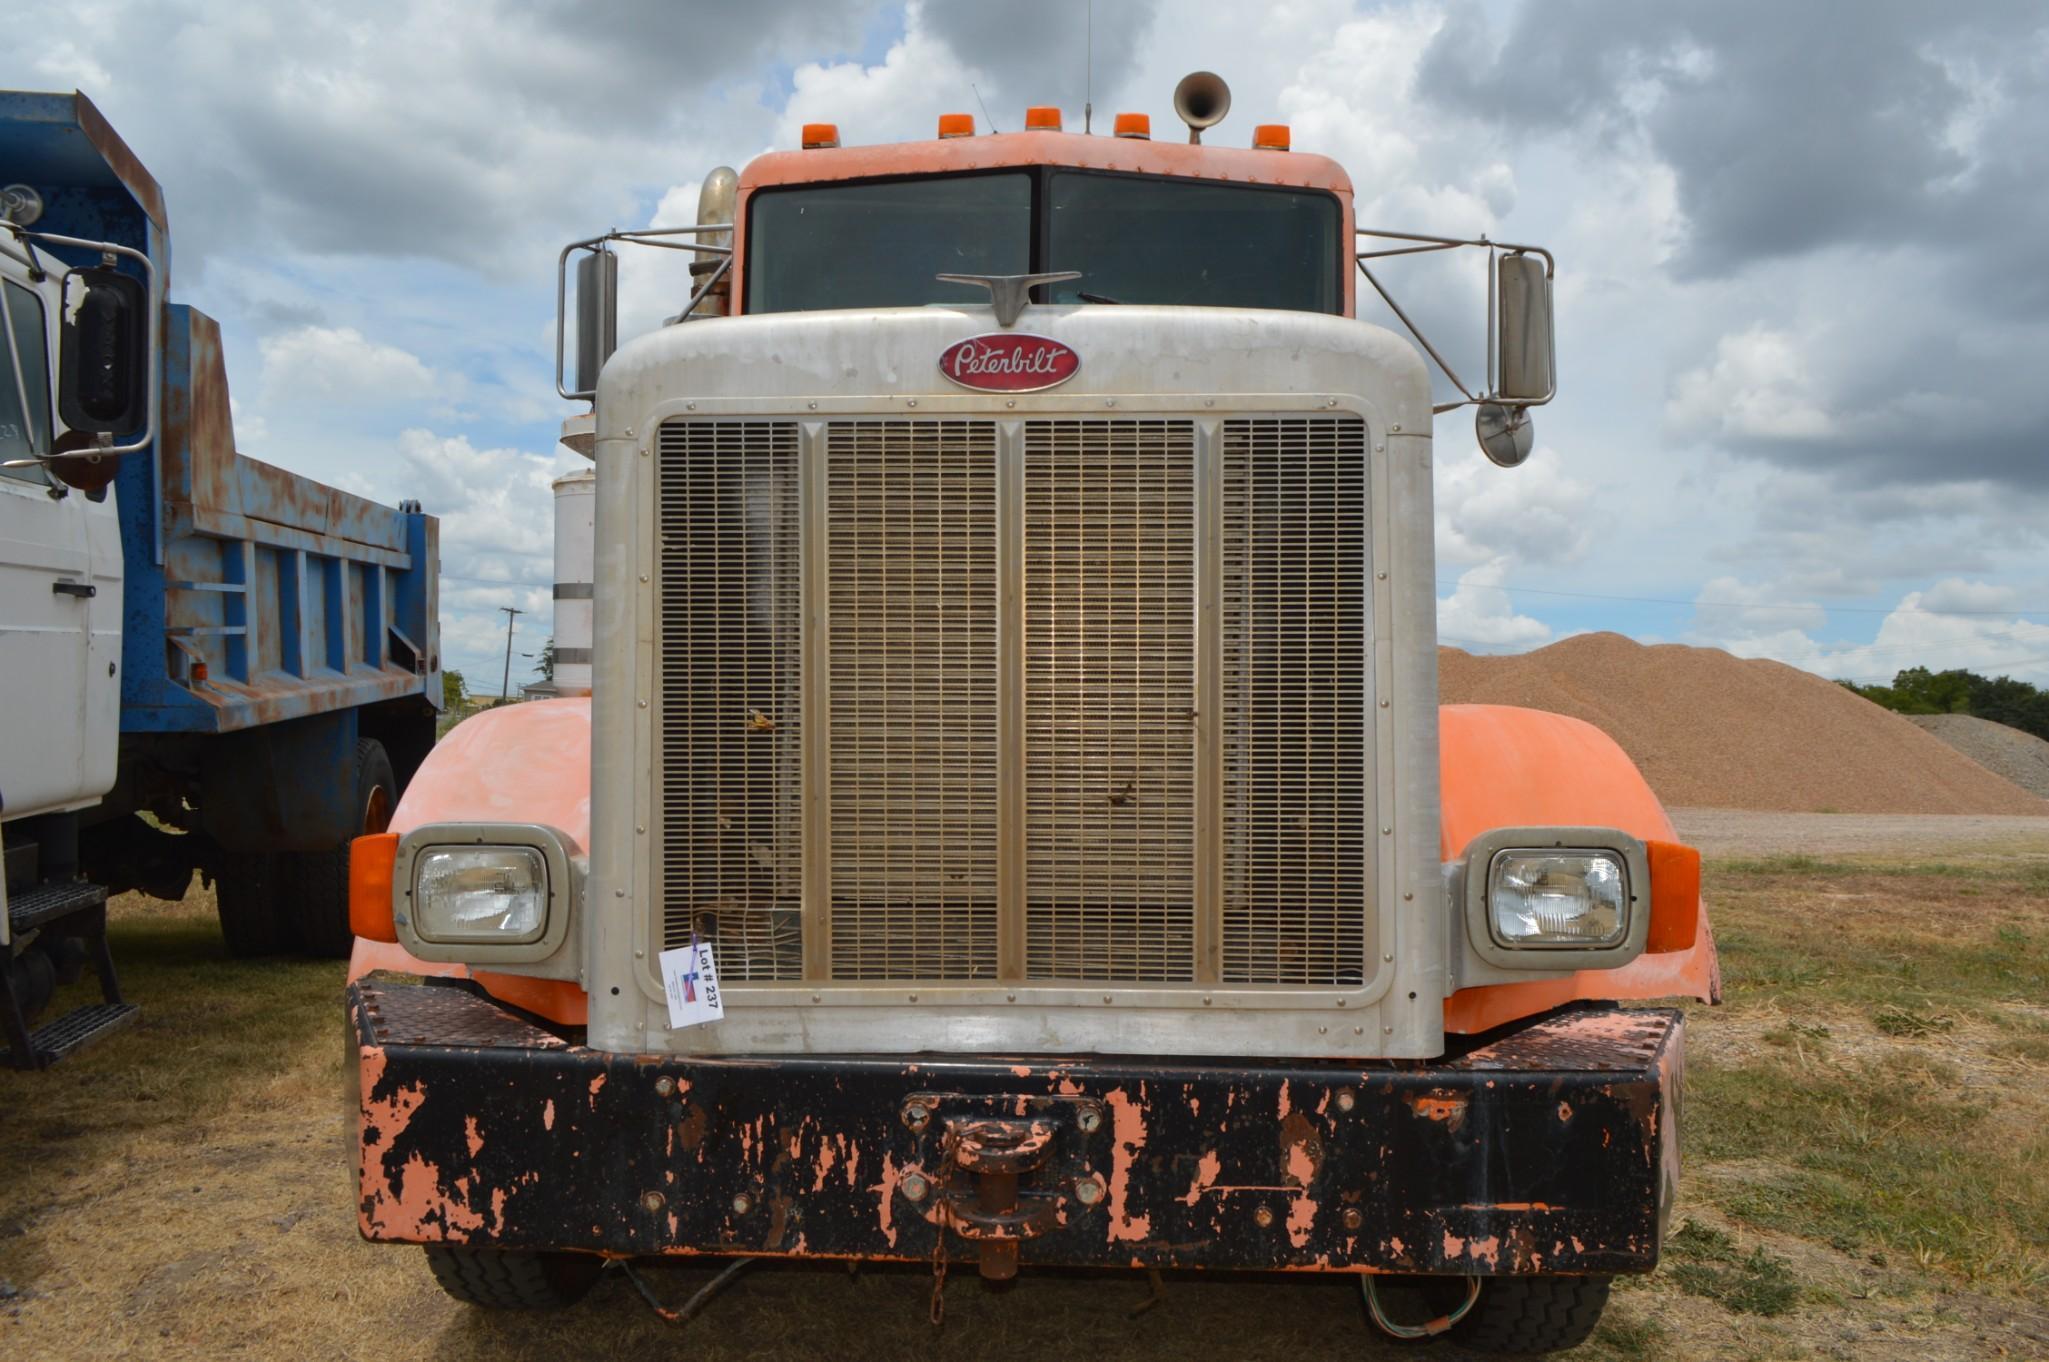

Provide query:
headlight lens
left=413, top=846, right=548, bottom=943
left=1487, top=849, right=1629, bottom=948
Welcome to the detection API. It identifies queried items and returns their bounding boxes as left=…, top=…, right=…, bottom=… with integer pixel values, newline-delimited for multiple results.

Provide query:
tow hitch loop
left=924, top=1115, right=1063, bottom=1323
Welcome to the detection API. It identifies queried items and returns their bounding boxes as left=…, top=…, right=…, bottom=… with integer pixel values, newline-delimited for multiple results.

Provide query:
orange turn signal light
left=1644, top=840, right=1702, bottom=954
left=1252, top=123, right=1291, bottom=151
left=937, top=112, right=975, bottom=138
left=1024, top=105, right=1063, bottom=131
left=190, top=661, right=209, bottom=684
left=349, top=831, right=401, bottom=944
left=801, top=122, right=840, bottom=149
left=1113, top=112, right=1150, bottom=139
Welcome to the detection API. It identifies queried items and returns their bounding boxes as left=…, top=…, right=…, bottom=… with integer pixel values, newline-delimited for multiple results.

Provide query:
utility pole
left=498, top=605, right=524, bottom=703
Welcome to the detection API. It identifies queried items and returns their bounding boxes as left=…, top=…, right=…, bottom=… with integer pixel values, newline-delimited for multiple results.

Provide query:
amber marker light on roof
left=1113, top=112, right=1151, bottom=139
left=801, top=123, right=840, bottom=149
left=1252, top=123, right=1292, bottom=151
left=1024, top=106, right=1063, bottom=131
left=937, top=113, right=975, bottom=138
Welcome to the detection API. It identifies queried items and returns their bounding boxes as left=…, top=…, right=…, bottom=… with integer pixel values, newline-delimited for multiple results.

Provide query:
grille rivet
left=1403, top=892, right=1414, bottom=901
left=1379, top=699, right=1389, bottom=708
left=908, top=993, right=918, bottom=1003
left=1376, top=571, right=1387, bottom=581
left=1006, top=992, right=1016, bottom=1002
left=1390, top=424, right=1402, bottom=433
left=1383, top=952, right=1394, bottom=962
left=1336, top=1088, right=1357, bottom=1113
left=636, top=825, right=645, bottom=834
left=639, top=700, right=649, bottom=709
left=686, top=402, right=696, bottom=410
left=1202, top=995, right=1212, bottom=1006
left=1006, top=400, right=1016, bottom=409
left=1317, top=1025, right=1327, bottom=1035
left=1105, top=399, right=1116, bottom=407
left=811, top=993, right=821, bottom=1003
left=808, top=401, right=818, bottom=409
left=1384, top=1026, right=1394, bottom=1035
left=907, top=398, right=918, bottom=407
left=1353, top=1026, right=1364, bottom=1035
left=640, top=573, right=650, bottom=583
left=1102, top=994, right=1113, bottom=1005
left=1337, top=999, right=1348, bottom=1007
left=732, top=1192, right=753, bottom=1215
left=1382, top=826, right=1392, bottom=835
left=641, top=1191, right=665, bottom=1213
left=901, top=1171, right=930, bottom=1202
left=655, top=1077, right=676, bottom=1097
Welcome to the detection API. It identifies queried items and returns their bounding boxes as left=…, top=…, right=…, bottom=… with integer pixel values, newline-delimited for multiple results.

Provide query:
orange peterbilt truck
left=345, top=74, right=1717, bottom=1351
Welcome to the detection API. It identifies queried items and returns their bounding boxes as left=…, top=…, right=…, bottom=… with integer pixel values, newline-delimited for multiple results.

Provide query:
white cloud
left=257, top=325, right=438, bottom=406
left=1437, top=558, right=1552, bottom=648
left=1666, top=325, right=1832, bottom=442
left=1434, top=446, right=1594, bottom=570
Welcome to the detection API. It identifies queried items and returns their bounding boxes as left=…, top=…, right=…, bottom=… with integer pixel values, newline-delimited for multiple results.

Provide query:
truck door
left=0, top=269, right=98, bottom=820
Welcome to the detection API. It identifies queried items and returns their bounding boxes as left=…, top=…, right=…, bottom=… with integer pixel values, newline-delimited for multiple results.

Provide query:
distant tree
left=1845, top=665, right=2049, bottom=744
left=533, top=639, right=556, bottom=683
left=442, top=669, right=468, bottom=709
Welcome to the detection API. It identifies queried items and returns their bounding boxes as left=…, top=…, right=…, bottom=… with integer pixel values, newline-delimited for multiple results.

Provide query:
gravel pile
left=1439, top=632, right=2049, bottom=815
left=1907, top=714, right=2049, bottom=800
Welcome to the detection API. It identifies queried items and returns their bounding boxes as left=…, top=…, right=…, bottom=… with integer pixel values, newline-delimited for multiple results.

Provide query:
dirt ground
left=4, top=813, right=2048, bottom=1361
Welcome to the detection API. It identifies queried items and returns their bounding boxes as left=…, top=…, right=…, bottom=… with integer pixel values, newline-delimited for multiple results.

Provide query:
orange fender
left=347, top=699, right=592, bottom=1026
left=1440, top=704, right=1720, bottom=1033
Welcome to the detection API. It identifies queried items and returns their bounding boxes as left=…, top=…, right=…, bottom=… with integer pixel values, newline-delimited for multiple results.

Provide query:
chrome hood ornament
left=935, top=271, right=1081, bottom=328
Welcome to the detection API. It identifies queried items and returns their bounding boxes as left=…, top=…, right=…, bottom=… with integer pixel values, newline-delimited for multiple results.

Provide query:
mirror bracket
left=1354, top=229, right=1556, bottom=415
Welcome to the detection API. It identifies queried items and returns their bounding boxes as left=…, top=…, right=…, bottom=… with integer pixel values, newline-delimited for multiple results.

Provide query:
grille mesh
left=1218, top=418, right=1370, bottom=985
left=1024, top=421, right=1198, bottom=981
left=826, top=422, right=1000, bottom=980
left=654, top=422, right=805, bottom=980
left=654, top=413, right=1372, bottom=991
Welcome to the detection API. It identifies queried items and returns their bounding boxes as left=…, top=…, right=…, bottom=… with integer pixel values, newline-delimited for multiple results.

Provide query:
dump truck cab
left=348, top=78, right=1717, bottom=1352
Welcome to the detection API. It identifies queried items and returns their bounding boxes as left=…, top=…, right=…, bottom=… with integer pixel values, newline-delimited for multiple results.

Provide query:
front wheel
left=423, top=1246, right=601, bottom=1309
left=1454, top=1275, right=1613, bottom=1355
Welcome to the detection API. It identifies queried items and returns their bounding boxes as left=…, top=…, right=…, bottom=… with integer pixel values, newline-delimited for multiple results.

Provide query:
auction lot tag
left=658, top=937, right=723, bottom=1030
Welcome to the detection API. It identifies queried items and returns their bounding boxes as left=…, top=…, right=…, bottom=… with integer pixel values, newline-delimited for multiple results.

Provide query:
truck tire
left=291, top=738, right=397, bottom=959
left=1454, top=1276, right=1613, bottom=1355
left=215, top=852, right=288, bottom=957
left=423, top=1246, right=601, bottom=1309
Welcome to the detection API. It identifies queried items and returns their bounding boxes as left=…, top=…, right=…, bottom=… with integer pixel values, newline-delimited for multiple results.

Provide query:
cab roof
left=736, top=130, right=1354, bottom=201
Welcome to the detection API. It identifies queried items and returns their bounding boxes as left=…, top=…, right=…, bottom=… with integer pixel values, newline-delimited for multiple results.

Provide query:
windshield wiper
left=1077, top=291, right=1121, bottom=304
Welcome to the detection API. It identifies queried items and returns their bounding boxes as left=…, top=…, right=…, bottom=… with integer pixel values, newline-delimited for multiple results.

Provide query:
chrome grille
left=653, top=412, right=1372, bottom=992
left=1023, top=422, right=1198, bottom=981
left=1219, top=418, right=1370, bottom=985
left=654, top=422, right=805, bottom=980
left=826, top=422, right=1000, bottom=980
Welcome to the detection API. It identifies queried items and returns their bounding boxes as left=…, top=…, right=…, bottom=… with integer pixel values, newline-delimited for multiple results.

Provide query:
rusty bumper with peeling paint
left=352, top=978, right=1681, bottom=1276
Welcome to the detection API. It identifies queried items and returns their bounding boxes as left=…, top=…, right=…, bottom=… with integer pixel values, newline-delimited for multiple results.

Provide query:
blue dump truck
left=0, top=91, right=441, bottom=1066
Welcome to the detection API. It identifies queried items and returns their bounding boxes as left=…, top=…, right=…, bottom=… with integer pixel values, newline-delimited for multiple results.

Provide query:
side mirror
left=58, top=266, right=147, bottom=435
left=574, top=249, right=618, bottom=396
left=1495, top=252, right=1554, bottom=403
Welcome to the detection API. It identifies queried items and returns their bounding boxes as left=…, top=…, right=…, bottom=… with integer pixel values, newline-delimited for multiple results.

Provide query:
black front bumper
left=351, top=979, right=1680, bottom=1276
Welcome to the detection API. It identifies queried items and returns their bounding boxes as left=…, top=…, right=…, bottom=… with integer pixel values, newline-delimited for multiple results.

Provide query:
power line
left=1438, top=578, right=2049, bottom=619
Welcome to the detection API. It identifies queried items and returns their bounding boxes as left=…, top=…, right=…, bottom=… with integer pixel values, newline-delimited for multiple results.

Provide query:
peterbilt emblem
left=938, top=334, right=1080, bottom=393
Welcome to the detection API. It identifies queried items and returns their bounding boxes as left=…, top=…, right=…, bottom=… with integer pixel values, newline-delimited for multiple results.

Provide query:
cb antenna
left=972, top=82, right=997, bottom=133
left=1084, top=0, right=1094, bottom=133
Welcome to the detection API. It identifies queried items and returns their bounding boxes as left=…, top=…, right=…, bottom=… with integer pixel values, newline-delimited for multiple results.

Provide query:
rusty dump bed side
left=353, top=979, right=1680, bottom=1277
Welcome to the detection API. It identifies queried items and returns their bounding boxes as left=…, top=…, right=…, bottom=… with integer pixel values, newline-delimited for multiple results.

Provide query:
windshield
left=745, top=169, right=1342, bottom=316
left=1046, top=173, right=1339, bottom=312
left=746, top=172, right=1031, bottom=314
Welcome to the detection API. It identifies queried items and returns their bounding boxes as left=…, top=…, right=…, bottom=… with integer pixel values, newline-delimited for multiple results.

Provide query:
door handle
left=52, top=580, right=96, bottom=599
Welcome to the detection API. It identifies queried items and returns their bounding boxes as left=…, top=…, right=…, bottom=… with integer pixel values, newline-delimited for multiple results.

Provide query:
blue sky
left=9, top=1, right=2049, bottom=692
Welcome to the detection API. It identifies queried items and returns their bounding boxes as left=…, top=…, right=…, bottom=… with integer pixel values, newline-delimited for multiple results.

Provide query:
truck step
left=0, top=1001, right=138, bottom=1069
left=7, top=879, right=109, bottom=935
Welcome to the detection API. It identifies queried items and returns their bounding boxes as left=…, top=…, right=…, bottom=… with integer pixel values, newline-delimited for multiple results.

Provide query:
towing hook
left=939, top=1117, right=1059, bottom=1281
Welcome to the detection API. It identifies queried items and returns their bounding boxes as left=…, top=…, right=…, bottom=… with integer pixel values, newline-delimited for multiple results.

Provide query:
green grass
left=1688, top=856, right=2049, bottom=1294
left=1666, top=1225, right=1801, bottom=1317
